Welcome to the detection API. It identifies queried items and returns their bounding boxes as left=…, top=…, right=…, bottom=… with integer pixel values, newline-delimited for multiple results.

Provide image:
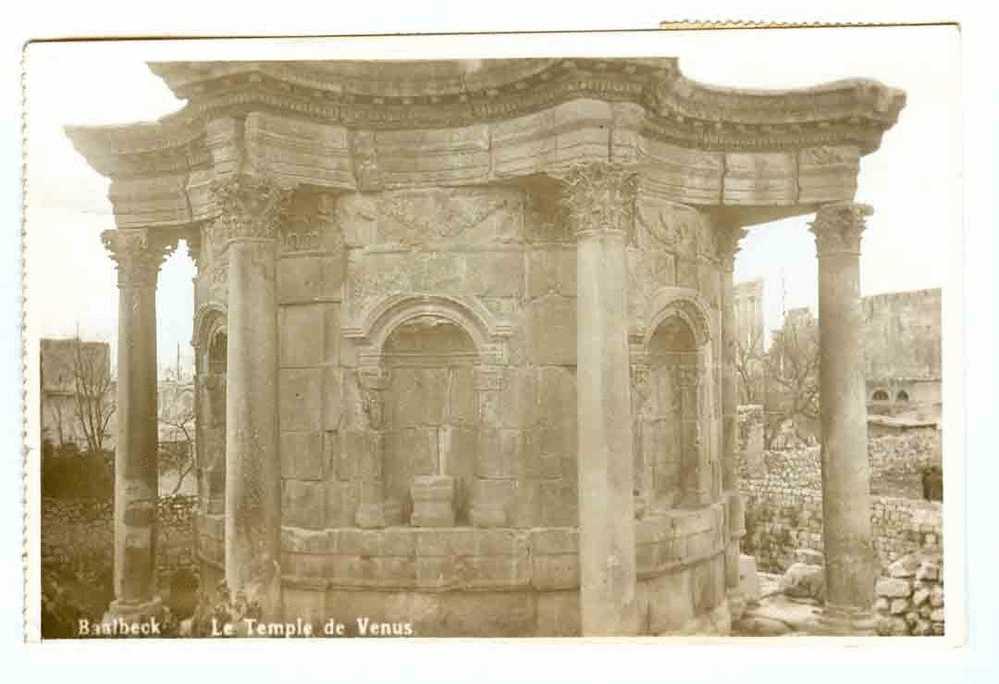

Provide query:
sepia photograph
left=21, top=26, right=961, bottom=642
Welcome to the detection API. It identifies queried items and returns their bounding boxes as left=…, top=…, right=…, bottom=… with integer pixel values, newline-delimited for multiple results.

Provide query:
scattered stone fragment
left=889, top=599, right=909, bottom=615
left=779, top=562, right=826, bottom=602
left=888, top=556, right=919, bottom=578
left=876, top=577, right=912, bottom=599
left=929, top=586, right=944, bottom=608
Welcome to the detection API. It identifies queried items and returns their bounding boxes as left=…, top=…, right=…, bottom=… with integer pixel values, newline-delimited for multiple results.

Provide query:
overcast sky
left=23, top=27, right=960, bottom=373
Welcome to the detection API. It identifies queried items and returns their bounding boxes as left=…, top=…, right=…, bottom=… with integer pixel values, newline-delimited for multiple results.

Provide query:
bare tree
left=733, top=326, right=765, bottom=405
left=159, top=390, right=196, bottom=495
left=45, top=399, right=68, bottom=448
left=762, top=313, right=820, bottom=448
left=71, top=338, right=115, bottom=456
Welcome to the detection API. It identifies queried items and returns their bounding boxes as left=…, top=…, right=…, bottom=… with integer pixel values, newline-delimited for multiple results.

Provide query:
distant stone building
left=767, top=288, right=942, bottom=437
left=734, top=279, right=765, bottom=354
left=40, top=338, right=115, bottom=452
left=863, top=289, right=941, bottom=432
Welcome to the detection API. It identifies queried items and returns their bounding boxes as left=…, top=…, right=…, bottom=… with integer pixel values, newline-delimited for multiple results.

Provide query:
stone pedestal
left=811, top=201, right=878, bottom=634
left=563, top=162, right=638, bottom=636
left=102, top=228, right=173, bottom=621
left=213, top=176, right=289, bottom=617
left=410, top=476, right=456, bottom=527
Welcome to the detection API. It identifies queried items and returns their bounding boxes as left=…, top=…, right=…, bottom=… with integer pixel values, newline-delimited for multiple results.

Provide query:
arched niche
left=193, top=305, right=227, bottom=515
left=347, top=295, right=509, bottom=529
left=632, top=291, right=714, bottom=513
left=382, top=316, right=479, bottom=525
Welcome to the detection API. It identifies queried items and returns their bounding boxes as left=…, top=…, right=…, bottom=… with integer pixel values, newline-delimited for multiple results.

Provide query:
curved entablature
left=65, top=58, right=905, bottom=229
left=343, top=293, right=512, bottom=367
left=66, top=57, right=904, bottom=172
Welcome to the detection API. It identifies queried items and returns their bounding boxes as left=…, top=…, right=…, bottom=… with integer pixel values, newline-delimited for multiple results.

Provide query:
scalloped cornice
left=66, top=57, right=905, bottom=182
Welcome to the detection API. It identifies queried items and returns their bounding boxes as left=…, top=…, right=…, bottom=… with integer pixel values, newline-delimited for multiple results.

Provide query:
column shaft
left=224, top=240, right=281, bottom=595
left=812, top=202, right=877, bottom=633
left=577, top=229, right=638, bottom=635
left=115, top=283, right=159, bottom=605
left=718, top=226, right=747, bottom=602
left=563, top=162, right=638, bottom=636
left=102, top=228, right=172, bottom=619
left=212, top=175, right=290, bottom=617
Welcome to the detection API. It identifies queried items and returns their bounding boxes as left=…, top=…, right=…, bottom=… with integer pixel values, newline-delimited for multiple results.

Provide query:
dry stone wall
left=737, top=429, right=942, bottom=574
left=874, top=553, right=945, bottom=636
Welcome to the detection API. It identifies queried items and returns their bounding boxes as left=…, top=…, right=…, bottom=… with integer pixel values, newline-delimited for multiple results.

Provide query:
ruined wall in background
left=737, top=429, right=942, bottom=574
left=862, top=288, right=941, bottom=382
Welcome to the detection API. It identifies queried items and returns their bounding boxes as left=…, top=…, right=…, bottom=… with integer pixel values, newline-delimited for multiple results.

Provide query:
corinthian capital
left=810, top=201, right=873, bottom=257
left=209, top=174, right=293, bottom=245
left=716, top=223, right=748, bottom=272
left=101, top=228, right=176, bottom=287
left=560, top=162, right=638, bottom=238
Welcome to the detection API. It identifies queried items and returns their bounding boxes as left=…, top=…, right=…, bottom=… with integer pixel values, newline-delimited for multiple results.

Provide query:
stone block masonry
left=737, top=432, right=942, bottom=574
left=873, top=553, right=944, bottom=636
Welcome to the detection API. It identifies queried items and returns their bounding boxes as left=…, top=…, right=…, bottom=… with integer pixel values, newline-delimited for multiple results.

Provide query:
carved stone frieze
left=101, top=228, right=177, bottom=287
left=635, top=202, right=698, bottom=252
left=378, top=189, right=515, bottom=246
left=279, top=190, right=341, bottom=254
left=810, top=201, right=873, bottom=257
left=349, top=130, right=381, bottom=191
left=560, top=162, right=638, bottom=238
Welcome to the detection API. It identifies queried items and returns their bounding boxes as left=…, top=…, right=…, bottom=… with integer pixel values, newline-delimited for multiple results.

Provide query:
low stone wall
left=874, top=553, right=945, bottom=636
left=738, top=439, right=942, bottom=574
left=196, top=502, right=729, bottom=635
left=41, top=495, right=200, bottom=636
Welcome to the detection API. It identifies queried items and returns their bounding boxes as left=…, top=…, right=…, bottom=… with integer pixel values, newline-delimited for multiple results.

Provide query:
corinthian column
left=102, top=228, right=175, bottom=621
left=717, top=223, right=748, bottom=616
left=562, top=162, right=638, bottom=636
left=210, top=175, right=291, bottom=618
left=810, top=201, right=878, bottom=635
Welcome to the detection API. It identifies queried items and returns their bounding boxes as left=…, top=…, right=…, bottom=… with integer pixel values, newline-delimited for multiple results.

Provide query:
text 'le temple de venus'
left=67, top=58, right=905, bottom=636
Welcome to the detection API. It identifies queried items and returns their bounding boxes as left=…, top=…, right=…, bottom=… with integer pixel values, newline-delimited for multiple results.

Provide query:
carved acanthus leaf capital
left=810, top=201, right=873, bottom=257
left=716, top=224, right=748, bottom=271
left=101, top=228, right=176, bottom=287
left=559, top=162, right=638, bottom=238
left=209, top=175, right=293, bottom=245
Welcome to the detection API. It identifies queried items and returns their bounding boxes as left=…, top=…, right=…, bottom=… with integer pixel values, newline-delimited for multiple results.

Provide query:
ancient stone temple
left=67, top=58, right=904, bottom=636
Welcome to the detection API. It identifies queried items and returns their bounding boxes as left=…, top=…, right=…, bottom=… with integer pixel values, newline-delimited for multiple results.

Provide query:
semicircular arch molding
left=192, top=303, right=228, bottom=351
left=641, top=287, right=714, bottom=352
left=344, top=294, right=511, bottom=367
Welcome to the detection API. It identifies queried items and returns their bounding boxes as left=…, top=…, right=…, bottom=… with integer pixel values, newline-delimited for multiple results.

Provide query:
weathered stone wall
left=269, top=503, right=727, bottom=636
left=738, top=432, right=942, bottom=573
left=270, top=184, right=729, bottom=532
left=862, top=288, right=941, bottom=383
left=874, top=553, right=945, bottom=636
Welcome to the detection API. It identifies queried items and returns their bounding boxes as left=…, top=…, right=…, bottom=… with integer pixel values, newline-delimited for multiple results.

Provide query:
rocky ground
left=732, top=573, right=823, bottom=636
